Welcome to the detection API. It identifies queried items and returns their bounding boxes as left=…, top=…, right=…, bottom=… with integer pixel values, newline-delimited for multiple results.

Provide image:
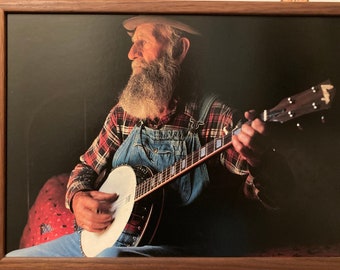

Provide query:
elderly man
left=7, top=16, right=285, bottom=257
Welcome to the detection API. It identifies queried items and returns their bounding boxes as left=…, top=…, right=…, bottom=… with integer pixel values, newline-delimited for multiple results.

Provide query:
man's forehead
left=123, top=15, right=200, bottom=36
left=130, top=24, right=157, bottom=40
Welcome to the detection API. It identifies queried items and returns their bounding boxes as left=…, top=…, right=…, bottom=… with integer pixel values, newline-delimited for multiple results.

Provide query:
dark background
left=6, top=14, right=340, bottom=253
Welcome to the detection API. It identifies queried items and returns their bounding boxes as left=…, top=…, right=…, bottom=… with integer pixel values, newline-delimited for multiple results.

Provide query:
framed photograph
left=1, top=1, right=340, bottom=269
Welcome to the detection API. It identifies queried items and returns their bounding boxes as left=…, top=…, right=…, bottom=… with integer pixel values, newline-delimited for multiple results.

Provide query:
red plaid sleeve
left=200, top=99, right=249, bottom=176
left=65, top=106, right=137, bottom=210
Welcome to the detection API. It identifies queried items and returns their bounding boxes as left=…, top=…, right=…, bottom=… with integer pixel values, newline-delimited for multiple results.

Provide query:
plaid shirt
left=65, top=97, right=248, bottom=210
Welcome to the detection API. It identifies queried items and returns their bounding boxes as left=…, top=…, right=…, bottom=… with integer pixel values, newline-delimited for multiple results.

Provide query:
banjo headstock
left=262, top=80, right=336, bottom=123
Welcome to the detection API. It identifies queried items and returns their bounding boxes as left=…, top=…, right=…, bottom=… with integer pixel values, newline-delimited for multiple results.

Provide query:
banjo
left=81, top=80, right=336, bottom=257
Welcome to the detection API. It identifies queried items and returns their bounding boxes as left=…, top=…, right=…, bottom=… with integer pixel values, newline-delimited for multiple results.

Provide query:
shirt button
left=153, top=148, right=158, bottom=153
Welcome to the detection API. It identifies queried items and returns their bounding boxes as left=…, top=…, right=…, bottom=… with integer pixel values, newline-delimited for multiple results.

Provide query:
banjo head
left=81, top=165, right=136, bottom=257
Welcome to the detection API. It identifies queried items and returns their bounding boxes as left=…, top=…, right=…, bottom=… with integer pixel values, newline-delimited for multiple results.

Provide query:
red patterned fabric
left=19, top=173, right=75, bottom=248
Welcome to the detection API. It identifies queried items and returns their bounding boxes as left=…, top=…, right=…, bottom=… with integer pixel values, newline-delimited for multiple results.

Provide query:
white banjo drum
left=81, top=165, right=137, bottom=257
left=81, top=164, right=164, bottom=257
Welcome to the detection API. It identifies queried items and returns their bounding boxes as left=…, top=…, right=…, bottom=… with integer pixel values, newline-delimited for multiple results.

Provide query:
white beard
left=118, top=55, right=180, bottom=120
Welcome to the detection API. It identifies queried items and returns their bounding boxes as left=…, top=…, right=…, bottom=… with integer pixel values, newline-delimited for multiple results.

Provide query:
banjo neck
left=134, top=80, right=336, bottom=202
left=135, top=132, right=234, bottom=202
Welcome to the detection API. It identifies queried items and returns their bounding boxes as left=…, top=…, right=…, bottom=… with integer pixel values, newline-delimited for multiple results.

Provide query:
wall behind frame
left=6, top=14, right=340, bottom=253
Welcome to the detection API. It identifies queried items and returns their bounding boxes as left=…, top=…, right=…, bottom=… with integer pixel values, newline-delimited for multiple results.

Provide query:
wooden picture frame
left=1, top=1, right=340, bottom=269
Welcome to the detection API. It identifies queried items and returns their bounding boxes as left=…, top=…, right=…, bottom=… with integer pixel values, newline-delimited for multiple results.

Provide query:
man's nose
left=128, top=44, right=140, bottom=60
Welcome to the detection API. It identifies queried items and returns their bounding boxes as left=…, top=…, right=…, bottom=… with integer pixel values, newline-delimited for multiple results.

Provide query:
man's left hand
left=231, top=110, right=267, bottom=168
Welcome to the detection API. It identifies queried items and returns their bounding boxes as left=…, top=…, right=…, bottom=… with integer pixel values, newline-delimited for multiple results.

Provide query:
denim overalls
left=111, top=95, right=216, bottom=206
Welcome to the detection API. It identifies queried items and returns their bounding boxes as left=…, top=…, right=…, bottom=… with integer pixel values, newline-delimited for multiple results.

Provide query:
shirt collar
left=143, top=97, right=197, bottom=128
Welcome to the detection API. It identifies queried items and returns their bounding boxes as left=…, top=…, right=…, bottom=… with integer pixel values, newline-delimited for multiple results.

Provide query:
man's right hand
left=72, top=191, right=119, bottom=232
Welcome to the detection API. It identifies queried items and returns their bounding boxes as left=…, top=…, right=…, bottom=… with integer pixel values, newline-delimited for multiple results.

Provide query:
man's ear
left=176, top=37, right=190, bottom=64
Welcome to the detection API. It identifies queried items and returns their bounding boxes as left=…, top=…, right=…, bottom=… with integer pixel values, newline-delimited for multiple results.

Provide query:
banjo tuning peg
left=321, top=115, right=326, bottom=124
left=296, top=123, right=303, bottom=131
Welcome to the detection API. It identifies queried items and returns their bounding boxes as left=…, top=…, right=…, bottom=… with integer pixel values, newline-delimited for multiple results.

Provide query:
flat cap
left=123, top=15, right=200, bottom=36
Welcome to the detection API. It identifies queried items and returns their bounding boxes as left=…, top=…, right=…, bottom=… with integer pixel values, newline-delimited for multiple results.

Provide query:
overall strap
left=188, top=94, right=218, bottom=133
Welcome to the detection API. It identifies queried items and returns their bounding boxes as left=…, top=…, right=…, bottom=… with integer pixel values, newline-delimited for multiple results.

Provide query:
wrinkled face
left=119, top=23, right=182, bottom=120
left=128, top=23, right=169, bottom=75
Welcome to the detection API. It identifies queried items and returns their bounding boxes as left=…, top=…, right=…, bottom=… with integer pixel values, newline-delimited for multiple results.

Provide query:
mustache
left=131, top=59, right=147, bottom=70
